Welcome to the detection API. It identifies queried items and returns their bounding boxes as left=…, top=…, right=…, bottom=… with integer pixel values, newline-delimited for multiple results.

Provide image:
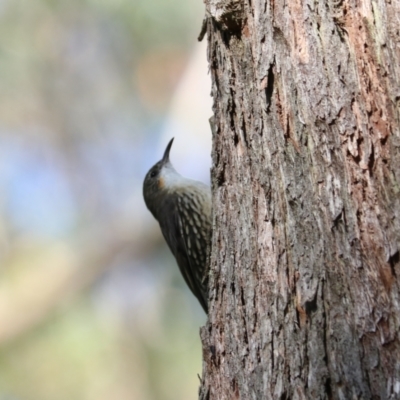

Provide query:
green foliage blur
left=0, top=0, right=208, bottom=398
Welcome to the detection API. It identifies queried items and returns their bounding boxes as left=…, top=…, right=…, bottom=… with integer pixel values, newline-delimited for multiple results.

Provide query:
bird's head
left=143, top=138, right=178, bottom=215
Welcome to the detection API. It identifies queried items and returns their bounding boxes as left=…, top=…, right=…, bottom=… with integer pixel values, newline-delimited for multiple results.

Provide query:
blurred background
left=0, top=0, right=212, bottom=399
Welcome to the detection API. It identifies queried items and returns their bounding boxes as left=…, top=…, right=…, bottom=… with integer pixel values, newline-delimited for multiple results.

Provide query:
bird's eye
left=150, top=170, right=157, bottom=178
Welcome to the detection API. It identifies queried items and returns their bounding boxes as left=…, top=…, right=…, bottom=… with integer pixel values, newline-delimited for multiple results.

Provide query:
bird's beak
left=162, top=138, right=174, bottom=164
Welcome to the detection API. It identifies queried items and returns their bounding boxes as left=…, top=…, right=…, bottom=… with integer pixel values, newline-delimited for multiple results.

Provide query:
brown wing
left=176, top=195, right=210, bottom=313
left=158, top=186, right=211, bottom=313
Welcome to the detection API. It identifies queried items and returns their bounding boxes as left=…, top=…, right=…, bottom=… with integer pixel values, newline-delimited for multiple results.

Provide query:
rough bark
left=200, top=0, right=400, bottom=399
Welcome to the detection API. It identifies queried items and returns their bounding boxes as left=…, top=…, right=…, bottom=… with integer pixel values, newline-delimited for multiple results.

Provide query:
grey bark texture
left=199, top=0, right=400, bottom=399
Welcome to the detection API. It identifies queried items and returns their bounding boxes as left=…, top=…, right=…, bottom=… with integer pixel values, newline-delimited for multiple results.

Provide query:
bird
left=143, top=138, right=212, bottom=313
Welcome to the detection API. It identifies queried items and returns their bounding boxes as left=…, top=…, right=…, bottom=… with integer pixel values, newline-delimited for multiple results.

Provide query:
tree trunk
left=199, top=0, right=400, bottom=399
